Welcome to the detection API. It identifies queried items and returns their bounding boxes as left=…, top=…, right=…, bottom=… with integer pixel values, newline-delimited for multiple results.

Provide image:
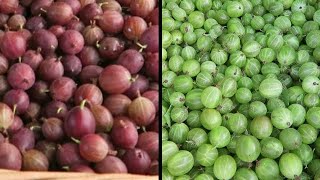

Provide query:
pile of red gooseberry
left=0, top=0, right=159, bottom=175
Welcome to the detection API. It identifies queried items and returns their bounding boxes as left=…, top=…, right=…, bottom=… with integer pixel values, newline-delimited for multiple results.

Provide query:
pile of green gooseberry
left=162, top=0, right=320, bottom=179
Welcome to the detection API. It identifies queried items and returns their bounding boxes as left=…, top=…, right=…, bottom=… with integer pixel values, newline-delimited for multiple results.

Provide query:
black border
left=158, top=0, right=163, bottom=179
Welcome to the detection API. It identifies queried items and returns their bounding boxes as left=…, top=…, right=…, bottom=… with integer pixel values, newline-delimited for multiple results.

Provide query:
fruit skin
left=97, top=10, right=124, bottom=34
left=167, top=150, right=194, bottom=176
left=233, top=168, right=258, bottom=180
left=208, top=126, right=230, bottom=148
left=44, top=100, right=68, bottom=119
left=78, top=3, right=103, bottom=25
left=56, top=142, right=87, bottom=167
left=123, top=17, right=147, bottom=41
left=0, top=32, right=26, bottom=60
left=130, top=0, right=156, bottom=18
left=35, top=140, right=57, bottom=163
left=74, top=84, right=103, bottom=106
left=128, top=96, right=156, bottom=126
left=58, top=30, right=84, bottom=55
left=259, top=78, right=283, bottom=98
left=279, top=153, right=303, bottom=179
left=3, top=89, right=30, bottom=115
left=235, top=135, right=261, bottom=162
left=98, top=65, right=131, bottom=94
left=0, top=54, right=8, bottom=75
left=63, top=103, right=96, bottom=139
left=249, top=116, right=273, bottom=139
left=0, top=0, right=19, bottom=14
left=47, top=2, right=73, bottom=25
left=7, top=63, right=35, bottom=90
left=279, top=128, right=302, bottom=150
left=110, top=117, right=138, bottom=149
left=95, top=156, right=128, bottom=173
left=49, top=77, right=77, bottom=102
left=306, top=107, right=320, bottom=129
left=144, top=52, right=159, bottom=82
left=260, top=137, right=283, bottom=159
left=137, top=132, right=159, bottom=160
left=103, top=94, right=132, bottom=116
left=255, top=158, right=280, bottom=179
left=0, top=102, right=14, bottom=130
left=0, top=142, right=22, bottom=170
left=90, top=104, right=113, bottom=132
left=8, top=115, right=23, bottom=135
left=122, top=148, right=151, bottom=174
left=162, top=141, right=179, bottom=166
left=11, top=127, right=35, bottom=152
left=31, top=29, right=58, bottom=55
left=41, top=117, right=64, bottom=142
left=37, top=57, right=64, bottom=82
left=22, top=149, right=49, bottom=171
left=271, top=107, right=293, bottom=129
left=69, top=164, right=94, bottom=173
left=82, top=25, right=104, bottom=46
left=213, top=155, right=237, bottom=180
left=79, top=134, right=109, bottom=162
left=140, top=26, right=159, bottom=53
